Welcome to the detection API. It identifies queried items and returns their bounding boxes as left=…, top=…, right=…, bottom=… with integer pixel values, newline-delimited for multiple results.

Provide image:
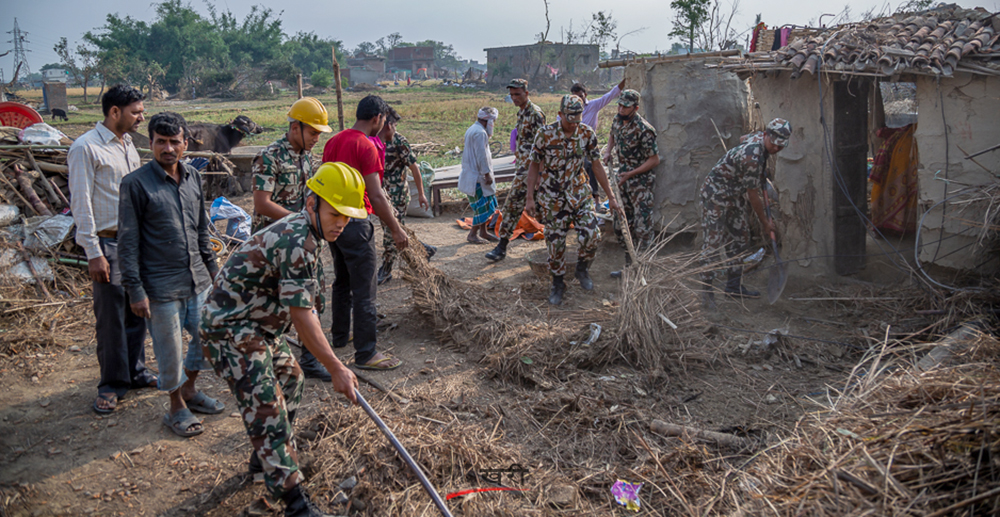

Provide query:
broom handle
left=607, top=165, right=639, bottom=263
left=355, top=390, right=454, bottom=517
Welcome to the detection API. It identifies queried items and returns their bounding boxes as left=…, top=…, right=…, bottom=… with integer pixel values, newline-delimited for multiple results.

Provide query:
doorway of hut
left=831, top=78, right=921, bottom=283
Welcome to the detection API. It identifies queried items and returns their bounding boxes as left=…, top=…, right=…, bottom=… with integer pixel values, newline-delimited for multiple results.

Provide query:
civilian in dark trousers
left=67, top=84, right=155, bottom=413
left=329, top=217, right=378, bottom=364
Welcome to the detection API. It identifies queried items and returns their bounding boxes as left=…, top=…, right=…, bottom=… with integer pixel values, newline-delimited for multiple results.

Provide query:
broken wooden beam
left=649, top=420, right=752, bottom=448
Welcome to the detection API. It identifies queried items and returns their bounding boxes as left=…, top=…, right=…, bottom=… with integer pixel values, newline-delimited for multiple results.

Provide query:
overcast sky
left=3, top=0, right=995, bottom=79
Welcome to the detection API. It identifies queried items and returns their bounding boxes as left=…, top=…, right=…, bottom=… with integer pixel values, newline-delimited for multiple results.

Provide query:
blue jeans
left=147, top=288, right=212, bottom=393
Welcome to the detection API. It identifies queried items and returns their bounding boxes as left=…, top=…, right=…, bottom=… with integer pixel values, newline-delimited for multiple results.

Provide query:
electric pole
left=7, top=18, right=32, bottom=85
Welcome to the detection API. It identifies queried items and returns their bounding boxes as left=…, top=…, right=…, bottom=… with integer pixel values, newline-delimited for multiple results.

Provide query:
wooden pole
left=332, top=46, right=345, bottom=131
left=296, top=74, right=303, bottom=99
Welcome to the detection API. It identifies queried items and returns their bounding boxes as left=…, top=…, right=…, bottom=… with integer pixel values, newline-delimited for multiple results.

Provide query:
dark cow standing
left=186, top=115, right=263, bottom=153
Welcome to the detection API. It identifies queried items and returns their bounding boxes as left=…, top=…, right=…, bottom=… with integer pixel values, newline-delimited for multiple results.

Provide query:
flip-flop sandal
left=163, top=408, right=203, bottom=437
left=93, top=393, right=117, bottom=414
left=356, top=355, right=402, bottom=371
left=185, top=391, right=225, bottom=414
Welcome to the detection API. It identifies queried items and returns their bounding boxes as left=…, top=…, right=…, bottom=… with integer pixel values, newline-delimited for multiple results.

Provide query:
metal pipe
left=355, top=389, right=454, bottom=517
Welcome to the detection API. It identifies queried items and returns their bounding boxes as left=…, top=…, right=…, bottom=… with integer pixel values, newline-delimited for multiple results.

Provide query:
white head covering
left=478, top=106, right=499, bottom=137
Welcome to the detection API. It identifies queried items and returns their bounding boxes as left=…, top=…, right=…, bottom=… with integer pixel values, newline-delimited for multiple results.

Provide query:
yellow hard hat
left=288, top=97, right=332, bottom=133
left=307, top=162, right=368, bottom=219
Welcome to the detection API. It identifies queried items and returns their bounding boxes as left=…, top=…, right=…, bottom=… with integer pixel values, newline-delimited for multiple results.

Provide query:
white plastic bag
left=23, top=214, right=75, bottom=250
left=19, top=122, right=68, bottom=146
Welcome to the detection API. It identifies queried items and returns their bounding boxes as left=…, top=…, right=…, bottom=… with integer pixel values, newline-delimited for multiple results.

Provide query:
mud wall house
left=386, top=46, right=435, bottom=75
left=347, top=56, right=386, bottom=75
left=718, top=5, right=1000, bottom=278
left=484, top=43, right=599, bottom=86
left=614, top=53, right=748, bottom=235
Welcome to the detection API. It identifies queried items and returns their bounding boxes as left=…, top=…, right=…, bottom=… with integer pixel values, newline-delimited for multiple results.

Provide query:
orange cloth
left=870, top=125, right=919, bottom=233
left=456, top=212, right=545, bottom=240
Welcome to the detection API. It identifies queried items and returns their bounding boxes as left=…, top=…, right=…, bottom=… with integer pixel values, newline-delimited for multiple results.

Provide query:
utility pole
left=6, top=19, right=32, bottom=86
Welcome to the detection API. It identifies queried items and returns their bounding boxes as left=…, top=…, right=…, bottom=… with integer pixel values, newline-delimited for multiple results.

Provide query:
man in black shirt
left=118, top=112, right=224, bottom=437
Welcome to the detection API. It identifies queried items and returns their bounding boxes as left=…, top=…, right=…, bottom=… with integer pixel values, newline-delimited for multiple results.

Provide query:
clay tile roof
left=726, top=4, right=1000, bottom=78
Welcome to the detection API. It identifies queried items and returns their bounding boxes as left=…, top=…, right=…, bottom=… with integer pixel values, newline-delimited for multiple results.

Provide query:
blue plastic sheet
left=209, top=197, right=251, bottom=242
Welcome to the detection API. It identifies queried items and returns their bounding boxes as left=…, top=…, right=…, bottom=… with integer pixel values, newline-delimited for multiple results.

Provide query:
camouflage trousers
left=540, top=196, right=601, bottom=276
left=700, top=195, right=751, bottom=284
left=380, top=200, right=407, bottom=266
left=614, top=171, right=655, bottom=251
left=201, top=326, right=305, bottom=499
left=497, top=171, right=529, bottom=240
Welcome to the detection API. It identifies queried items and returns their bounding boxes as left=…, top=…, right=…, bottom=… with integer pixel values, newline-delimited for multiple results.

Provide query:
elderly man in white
left=459, top=107, right=500, bottom=244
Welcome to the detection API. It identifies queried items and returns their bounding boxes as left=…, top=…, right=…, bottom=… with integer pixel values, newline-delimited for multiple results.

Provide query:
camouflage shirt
left=702, top=131, right=769, bottom=204
left=383, top=132, right=417, bottom=199
left=201, top=211, right=325, bottom=338
left=515, top=101, right=546, bottom=171
left=252, top=136, right=313, bottom=232
left=610, top=113, right=659, bottom=173
left=529, top=121, right=601, bottom=213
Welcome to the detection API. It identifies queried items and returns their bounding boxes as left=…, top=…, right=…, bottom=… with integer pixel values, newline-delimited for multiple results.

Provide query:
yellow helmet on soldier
left=307, top=162, right=368, bottom=219
left=288, top=97, right=332, bottom=133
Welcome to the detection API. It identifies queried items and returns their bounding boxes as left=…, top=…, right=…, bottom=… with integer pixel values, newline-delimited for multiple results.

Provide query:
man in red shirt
left=322, top=95, right=408, bottom=370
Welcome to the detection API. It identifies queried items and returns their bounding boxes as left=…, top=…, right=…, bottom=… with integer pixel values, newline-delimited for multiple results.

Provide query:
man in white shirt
left=459, top=107, right=499, bottom=244
left=68, top=84, right=152, bottom=414
left=570, top=79, right=625, bottom=206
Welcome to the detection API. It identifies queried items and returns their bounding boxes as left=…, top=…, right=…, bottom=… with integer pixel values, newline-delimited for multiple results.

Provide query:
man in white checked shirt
left=68, top=84, right=157, bottom=414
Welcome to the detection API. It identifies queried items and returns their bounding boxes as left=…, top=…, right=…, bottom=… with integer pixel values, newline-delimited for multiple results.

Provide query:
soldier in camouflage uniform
left=606, top=90, right=661, bottom=278
left=376, top=108, right=430, bottom=285
left=700, top=118, right=791, bottom=307
left=485, top=78, right=546, bottom=262
left=251, top=97, right=334, bottom=382
left=525, top=95, right=620, bottom=305
left=201, top=163, right=367, bottom=517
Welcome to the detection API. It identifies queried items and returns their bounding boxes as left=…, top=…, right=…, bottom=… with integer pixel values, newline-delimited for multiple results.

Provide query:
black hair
left=570, top=83, right=587, bottom=95
left=101, top=84, right=144, bottom=117
left=147, top=111, right=188, bottom=141
left=356, top=95, right=389, bottom=121
left=385, top=106, right=401, bottom=125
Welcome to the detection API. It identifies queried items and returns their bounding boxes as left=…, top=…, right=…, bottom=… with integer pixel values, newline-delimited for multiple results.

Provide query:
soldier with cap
left=250, top=96, right=334, bottom=381
left=201, top=162, right=366, bottom=517
left=485, top=78, right=546, bottom=262
left=700, top=118, right=792, bottom=307
left=525, top=95, right=620, bottom=305
left=605, top=89, right=660, bottom=278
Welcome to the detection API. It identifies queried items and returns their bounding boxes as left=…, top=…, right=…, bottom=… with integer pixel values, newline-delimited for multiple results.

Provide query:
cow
left=51, top=108, right=68, bottom=121
left=186, top=115, right=264, bottom=154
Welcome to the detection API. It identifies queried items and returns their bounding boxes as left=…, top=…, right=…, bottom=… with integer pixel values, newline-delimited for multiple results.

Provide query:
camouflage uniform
left=380, top=132, right=417, bottom=266
left=610, top=93, right=659, bottom=251
left=498, top=94, right=545, bottom=240
left=200, top=211, right=324, bottom=499
left=699, top=131, right=769, bottom=284
left=530, top=114, right=602, bottom=276
left=251, top=136, right=313, bottom=233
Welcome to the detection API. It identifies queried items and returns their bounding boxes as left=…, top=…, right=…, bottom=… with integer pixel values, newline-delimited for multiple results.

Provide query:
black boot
left=250, top=410, right=297, bottom=474
left=282, top=484, right=334, bottom=517
left=724, top=273, right=760, bottom=299
left=423, top=243, right=437, bottom=260
left=610, top=253, right=632, bottom=278
left=575, top=260, right=594, bottom=291
left=548, top=275, right=566, bottom=305
left=485, top=237, right=509, bottom=261
left=376, top=261, right=393, bottom=285
left=298, top=349, right=332, bottom=381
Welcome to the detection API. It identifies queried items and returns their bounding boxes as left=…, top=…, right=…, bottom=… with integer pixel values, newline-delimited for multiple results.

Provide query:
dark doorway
left=832, top=79, right=871, bottom=275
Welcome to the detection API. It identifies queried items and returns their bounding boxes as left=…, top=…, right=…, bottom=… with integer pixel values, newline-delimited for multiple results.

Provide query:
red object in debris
left=0, top=102, right=43, bottom=129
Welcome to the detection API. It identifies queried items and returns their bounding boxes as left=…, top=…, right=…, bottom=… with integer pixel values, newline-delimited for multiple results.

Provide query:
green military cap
left=766, top=118, right=792, bottom=148
left=618, top=89, right=640, bottom=107
left=560, top=94, right=584, bottom=123
left=506, top=78, right=528, bottom=89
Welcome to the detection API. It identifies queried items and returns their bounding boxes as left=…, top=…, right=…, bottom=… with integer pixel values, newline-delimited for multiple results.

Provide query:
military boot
left=610, top=253, right=632, bottom=278
left=724, top=272, right=760, bottom=299
left=376, top=261, right=393, bottom=285
left=298, top=350, right=331, bottom=381
left=575, top=259, right=594, bottom=291
left=485, top=238, right=509, bottom=261
left=249, top=410, right=297, bottom=474
left=548, top=275, right=567, bottom=305
left=282, top=484, right=334, bottom=517
left=423, top=243, right=438, bottom=260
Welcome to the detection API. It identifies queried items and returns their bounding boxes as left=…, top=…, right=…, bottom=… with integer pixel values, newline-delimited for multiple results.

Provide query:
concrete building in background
left=484, top=43, right=599, bottom=86
left=42, top=68, right=68, bottom=83
left=387, top=46, right=435, bottom=76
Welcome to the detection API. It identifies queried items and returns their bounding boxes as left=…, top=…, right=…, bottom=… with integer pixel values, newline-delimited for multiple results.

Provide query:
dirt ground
left=0, top=188, right=935, bottom=516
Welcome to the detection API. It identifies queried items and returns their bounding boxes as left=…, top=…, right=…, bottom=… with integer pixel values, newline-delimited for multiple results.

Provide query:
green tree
left=55, top=38, right=100, bottom=103
left=282, top=32, right=345, bottom=76
left=589, top=11, right=618, bottom=54
left=669, top=0, right=711, bottom=53
left=311, top=69, right=332, bottom=89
